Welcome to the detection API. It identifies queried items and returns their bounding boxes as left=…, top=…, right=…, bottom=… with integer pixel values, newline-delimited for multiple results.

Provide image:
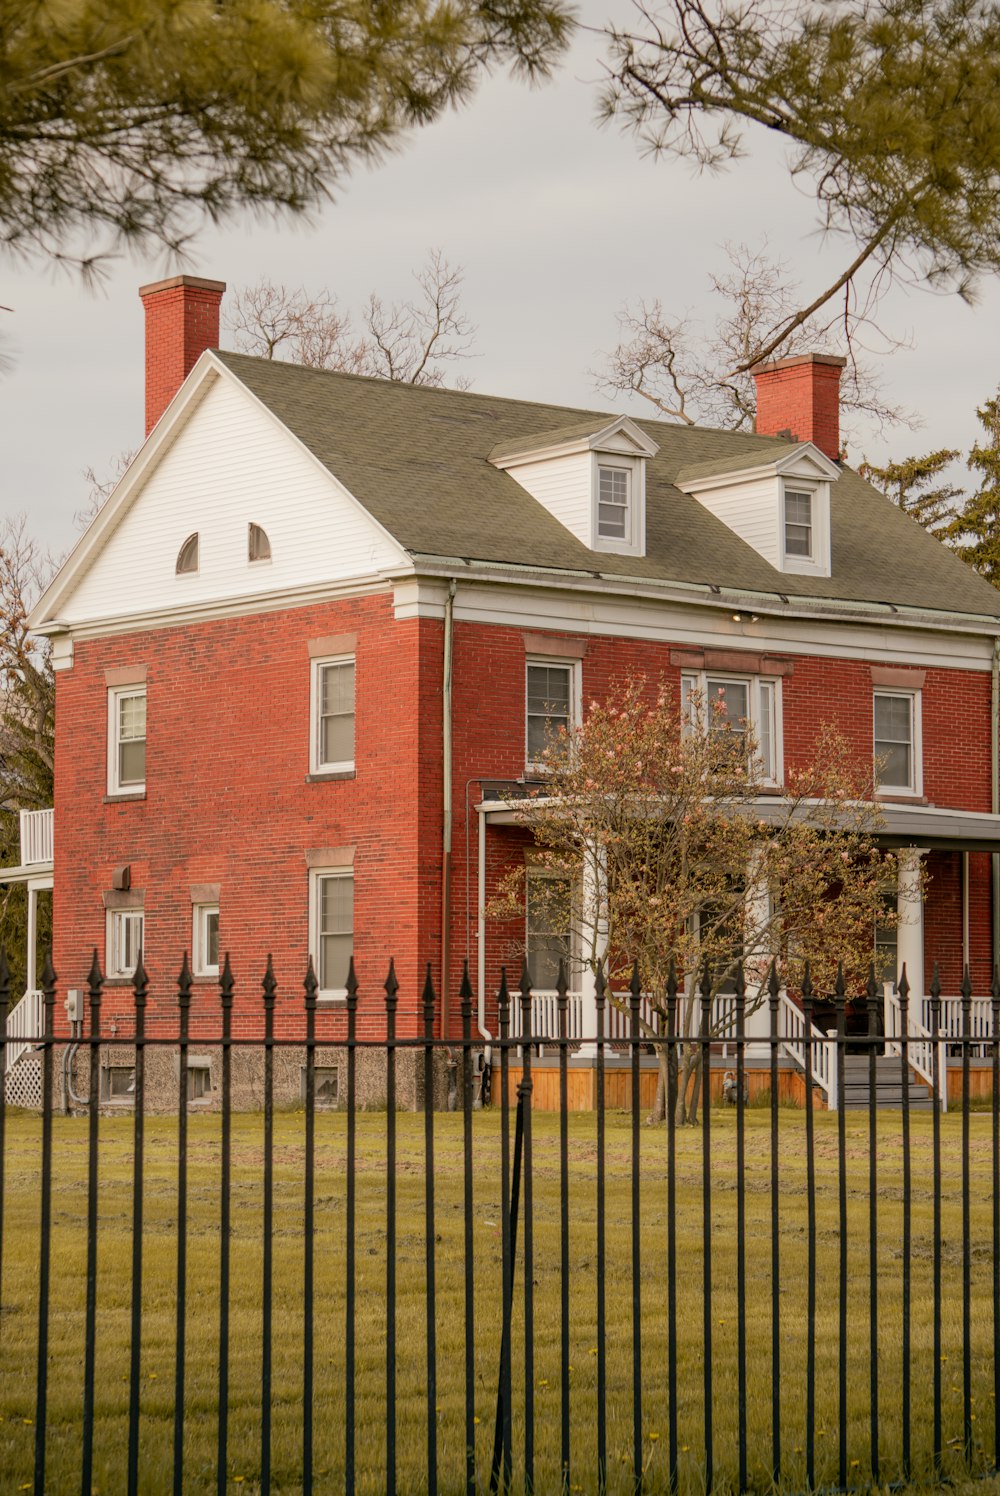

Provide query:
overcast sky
left=3, top=4, right=999, bottom=560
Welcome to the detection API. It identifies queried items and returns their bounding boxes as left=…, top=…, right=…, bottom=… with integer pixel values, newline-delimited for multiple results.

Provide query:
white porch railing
left=19, top=808, right=53, bottom=866
left=885, top=984, right=949, bottom=1111
left=4, top=988, right=43, bottom=1075
left=778, top=988, right=838, bottom=1109
left=920, top=995, right=995, bottom=1055
left=508, top=990, right=661, bottom=1044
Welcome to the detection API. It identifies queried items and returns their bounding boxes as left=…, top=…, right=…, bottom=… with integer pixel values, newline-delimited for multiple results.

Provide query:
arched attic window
left=248, top=522, right=271, bottom=562
left=176, top=533, right=199, bottom=574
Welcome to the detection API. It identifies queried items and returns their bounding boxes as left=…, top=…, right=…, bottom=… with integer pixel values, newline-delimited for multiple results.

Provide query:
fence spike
left=930, top=962, right=942, bottom=1008
left=177, top=952, right=193, bottom=1007
left=459, top=959, right=473, bottom=1013
left=801, top=960, right=813, bottom=1008
left=220, top=952, right=235, bottom=1007
left=898, top=963, right=910, bottom=1004
left=595, top=958, right=607, bottom=1009
left=498, top=965, right=510, bottom=1019
left=41, top=948, right=57, bottom=993
left=735, top=960, right=746, bottom=1003
left=767, top=957, right=780, bottom=1003
left=700, top=957, right=712, bottom=1003
left=422, top=962, right=436, bottom=1018
left=384, top=958, right=399, bottom=1006
left=132, top=948, right=148, bottom=1006
left=666, top=955, right=676, bottom=1006
left=834, top=960, right=845, bottom=1004
left=867, top=961, right=878, bottom=1004
left=346, top=955, right=359, bottom=1008
left=962, top=963, right=973, bottom=1003
left=86, top=948, right=104, bottom=993
left=630, top=961, right=642, bottom=1004
left=555, top=957, right=568, bottom=1006
left=262, top=953, right=277, bottom=1007
left=304, top=956, right=318, bottom=1009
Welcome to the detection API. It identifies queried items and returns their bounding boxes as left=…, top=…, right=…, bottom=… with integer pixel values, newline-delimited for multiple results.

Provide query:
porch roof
left=478, top=787, right=1000, bottom=853
left=0, top=861, right=53, bottom=885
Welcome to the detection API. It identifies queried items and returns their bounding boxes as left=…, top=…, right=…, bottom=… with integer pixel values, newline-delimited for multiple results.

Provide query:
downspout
left=440, top=580, right=458, bottom=1102
left=992, top=636, right=1000, bottom=970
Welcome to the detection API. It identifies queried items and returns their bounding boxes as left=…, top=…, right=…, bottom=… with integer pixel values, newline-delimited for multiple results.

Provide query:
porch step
left=841, top=1055, right=934, bottom=1110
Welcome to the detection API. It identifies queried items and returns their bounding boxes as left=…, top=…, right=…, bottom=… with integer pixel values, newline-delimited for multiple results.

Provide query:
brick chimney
left=752, top=352, right=846, bottom=461
left=139, top=275, right=226, bottom=436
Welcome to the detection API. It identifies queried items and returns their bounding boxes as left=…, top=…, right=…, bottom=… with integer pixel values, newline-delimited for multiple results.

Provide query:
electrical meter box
left=65, top=989, right=84, bottom=1023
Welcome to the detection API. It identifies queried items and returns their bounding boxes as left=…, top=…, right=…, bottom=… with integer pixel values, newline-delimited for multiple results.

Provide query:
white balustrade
left=4, top=988, right=43, bottom=1075
left=19, top=808, right=53, bottom=866
left=885, top=984, right=948, bottom=1111
left=778, top=988, right=838, bottom=1109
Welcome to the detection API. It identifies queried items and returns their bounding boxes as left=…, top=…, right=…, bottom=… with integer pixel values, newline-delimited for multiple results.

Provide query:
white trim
left=192, top=902, right=220, bottom=978
left=309, top=866, right=354, bottom=1001
left=780, top=477, right=831, bottom=578
left=394, top=575, right=999, bottom=669
left=37, top=575, right=394, bottom=644
left=28, top=350, right=411, bottom=632
left=107, top=907, right=145, bottom=979
left=675, top=442, right=841, bottom=493
left=489, top=415, right=659, bottom=469
left=311, top=654, right=356, bottom=775
left=107, top=684, right=147, bottom=796
left=592, top=454, right=645, bottom=557
left=874, top=687, right=923, bottom=798
left=525, top=655, right=581, bottom=772
left=682, top=669, right=784, bottom=786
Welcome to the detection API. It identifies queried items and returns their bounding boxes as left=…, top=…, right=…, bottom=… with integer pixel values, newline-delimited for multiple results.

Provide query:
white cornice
left=38, top=573, right=398, bottom=646
left=675, top=442, right=840, bottom=495
left=490, top=416, right=659, bottom=470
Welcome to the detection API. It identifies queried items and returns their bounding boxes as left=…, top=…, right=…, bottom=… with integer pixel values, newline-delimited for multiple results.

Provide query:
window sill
left=317, top=993, right=347, bottom=1004
left=306, top=770, right=356, bottom=783
left=876, top=791, right=928, bottom=805
left=104, top=977, right=138, bottom=987
left=104, top=791, right=146, bottom=804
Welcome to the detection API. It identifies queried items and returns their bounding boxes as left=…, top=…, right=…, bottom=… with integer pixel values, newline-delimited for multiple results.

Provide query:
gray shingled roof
left=216, top=351, right=1000, bottom=620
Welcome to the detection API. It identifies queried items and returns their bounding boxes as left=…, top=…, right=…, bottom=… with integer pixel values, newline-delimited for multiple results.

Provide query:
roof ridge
left=213, top=347, right=796, bottom=448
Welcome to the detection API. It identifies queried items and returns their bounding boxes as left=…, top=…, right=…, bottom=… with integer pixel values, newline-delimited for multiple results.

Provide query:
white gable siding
left=692, top=475, right=781, bottom=568
left=61, top=374, right=403, bottom=626
left=502, top=451, right=593, bottom=548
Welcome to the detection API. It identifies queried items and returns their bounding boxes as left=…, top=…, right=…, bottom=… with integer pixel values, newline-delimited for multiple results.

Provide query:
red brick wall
left=54, top=601, right=996, bottom=1040
left=53, top=592, right=442, bottom=1039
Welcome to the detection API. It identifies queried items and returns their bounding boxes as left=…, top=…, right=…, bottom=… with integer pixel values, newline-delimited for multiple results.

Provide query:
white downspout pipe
left=476, top=802, right=492, bottom=1045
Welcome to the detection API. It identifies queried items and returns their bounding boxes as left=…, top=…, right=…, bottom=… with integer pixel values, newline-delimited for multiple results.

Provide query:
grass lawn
left=0, top=1105, right=998, bottom=1494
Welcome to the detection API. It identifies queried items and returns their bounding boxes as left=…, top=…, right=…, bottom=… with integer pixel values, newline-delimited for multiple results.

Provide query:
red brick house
left=12, top=274, right=1000, bottom=1108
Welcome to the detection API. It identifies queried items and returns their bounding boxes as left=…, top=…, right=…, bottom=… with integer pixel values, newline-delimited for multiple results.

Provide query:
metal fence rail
left=1, top=951, right=999, bottom=1495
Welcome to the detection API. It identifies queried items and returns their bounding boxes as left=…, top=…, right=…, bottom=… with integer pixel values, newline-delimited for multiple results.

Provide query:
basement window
left=176, top=533, right=199, bottom=575
left=302, top=1065, right=340, bottom=1108
left=103, top=1065, right=135, bottom=1102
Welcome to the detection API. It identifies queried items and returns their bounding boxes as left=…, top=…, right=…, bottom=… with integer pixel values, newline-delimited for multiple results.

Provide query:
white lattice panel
left=5, top=1053, right=43, bottom=1110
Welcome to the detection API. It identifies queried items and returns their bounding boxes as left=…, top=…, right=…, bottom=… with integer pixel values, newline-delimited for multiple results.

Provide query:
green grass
left=0, top=1106, right=998, bottom=1494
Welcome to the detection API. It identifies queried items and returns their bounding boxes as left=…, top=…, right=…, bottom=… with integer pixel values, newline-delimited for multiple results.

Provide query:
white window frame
left=192, top=903, right=220, bottom=978
left=309, top=867, right=354, bottom=1001
left=591, top=454, right=645, bottom=556
left=525, top=657, right=581, bottom=773
left=681, top=671, right=783, bottom=787
left=310, top=655, right=355, bottom=775
left=107, top=908, right=145, bottom=979
left=779, top=477, right=831, bottom=576
left=783, top=486, right=814, bottom=560
left=107, top=685, right=147, bottom=796
left=873, top=689, right=922, bottom=797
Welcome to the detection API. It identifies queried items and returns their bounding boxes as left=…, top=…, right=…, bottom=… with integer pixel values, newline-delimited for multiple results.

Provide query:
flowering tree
left=490, top=678, right=894, bottom=1123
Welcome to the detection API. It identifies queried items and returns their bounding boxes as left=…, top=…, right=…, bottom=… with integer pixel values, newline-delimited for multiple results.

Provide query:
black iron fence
left=1, top=951, right=1000, bottom=1495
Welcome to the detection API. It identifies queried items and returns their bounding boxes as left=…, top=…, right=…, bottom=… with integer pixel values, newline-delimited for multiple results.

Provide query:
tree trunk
left=648, top=1050, right=668, bottom=1124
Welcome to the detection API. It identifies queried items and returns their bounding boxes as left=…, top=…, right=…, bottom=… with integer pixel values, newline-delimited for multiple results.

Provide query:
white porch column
left=578, top=838, right=608, bottom=1058
left=896, top=846, right=928, bottom=1005
left=26, top=885, right=37, bottom=994
left=742, top=852, right=773, bottom=1059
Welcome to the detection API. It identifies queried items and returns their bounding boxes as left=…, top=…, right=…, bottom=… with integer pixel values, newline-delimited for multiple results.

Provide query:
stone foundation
left=43, top=1042, right=457, bottom=1116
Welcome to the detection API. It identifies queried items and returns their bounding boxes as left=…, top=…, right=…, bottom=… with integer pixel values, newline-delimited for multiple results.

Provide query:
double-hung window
left=597, top=465, right=630, bottom=540
left=681, top=673, right=780, bottom=785
left=312, top=656, right=355, bottom=774
left=108, top=686, right=146, bottom=795
left=783, top=488, right=813, bottom=559
left=526, top=661, right=575, bottom=769
left=310, top=869, right=354, bottom=999
left=107, top=909, right=144, bottom=978
left=874, top=690, right=920, bottom=795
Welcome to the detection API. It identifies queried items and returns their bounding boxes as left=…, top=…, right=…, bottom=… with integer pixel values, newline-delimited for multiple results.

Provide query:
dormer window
left=784, top=488, right=813, bottom=559
left=489, top=416, right=658, bottom=559
left=175, top=533, right=199, bottom=575
left=676, top=442, right=838, bottom=579
left=597, top=465, right=630, bottom=540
